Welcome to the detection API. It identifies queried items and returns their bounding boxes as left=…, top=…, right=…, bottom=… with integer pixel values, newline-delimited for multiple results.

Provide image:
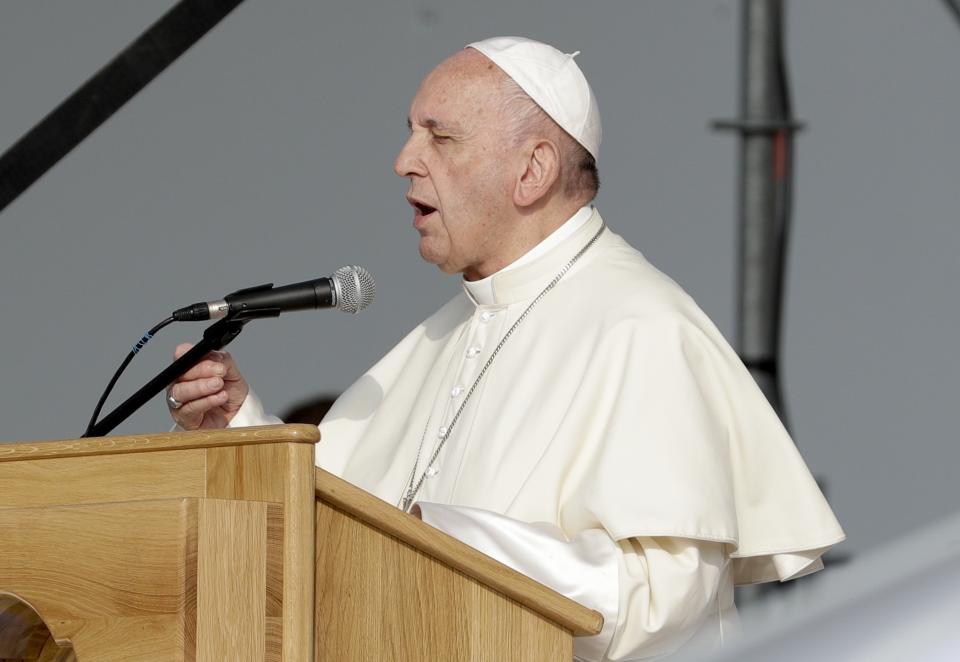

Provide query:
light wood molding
left=282, top=442, right=316, bottom=662
left=314, top=468, right=603, bottom=637
left=0, top=424, right=319, bottom=463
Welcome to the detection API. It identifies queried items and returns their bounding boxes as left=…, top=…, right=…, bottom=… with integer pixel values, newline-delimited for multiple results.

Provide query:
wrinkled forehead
left=426, top=48, right=499, bottom=85
left=408, top=50, right=505, bottom=126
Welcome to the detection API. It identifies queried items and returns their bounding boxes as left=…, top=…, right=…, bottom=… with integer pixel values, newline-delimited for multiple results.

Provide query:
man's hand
left=167, top=343, right=250, bottom=430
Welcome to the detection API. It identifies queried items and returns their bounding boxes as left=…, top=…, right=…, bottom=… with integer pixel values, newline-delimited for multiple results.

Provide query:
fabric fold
left=415, top=501, right=621, bottom=660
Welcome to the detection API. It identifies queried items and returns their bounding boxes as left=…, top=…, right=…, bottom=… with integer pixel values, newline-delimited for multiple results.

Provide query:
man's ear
left=514, top=139, right=561, bottom=208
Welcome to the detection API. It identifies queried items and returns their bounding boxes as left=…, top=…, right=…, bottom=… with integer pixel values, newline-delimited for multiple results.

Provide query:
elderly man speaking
left=167, top=37, right=844, bottom=660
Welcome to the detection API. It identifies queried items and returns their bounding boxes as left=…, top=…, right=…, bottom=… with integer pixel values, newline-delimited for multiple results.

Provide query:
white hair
left=497, top=75, right=599, bottom=200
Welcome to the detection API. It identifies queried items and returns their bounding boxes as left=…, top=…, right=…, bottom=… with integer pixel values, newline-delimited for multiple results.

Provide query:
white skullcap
left=466, top=36, right=602, bottom=161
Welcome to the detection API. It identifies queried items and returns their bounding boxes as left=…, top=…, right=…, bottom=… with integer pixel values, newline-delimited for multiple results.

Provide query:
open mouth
left=409, top=198, right=439, bottom=229
left=413, top=202, right=437, bottom=216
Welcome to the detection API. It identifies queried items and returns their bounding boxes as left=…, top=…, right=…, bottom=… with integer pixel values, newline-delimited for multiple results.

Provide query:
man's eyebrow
left=407, top=117, right=460, bottom=133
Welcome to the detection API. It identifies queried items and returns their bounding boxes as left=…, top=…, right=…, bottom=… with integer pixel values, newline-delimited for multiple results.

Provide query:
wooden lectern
left=0, top=425, right=601, bottom=661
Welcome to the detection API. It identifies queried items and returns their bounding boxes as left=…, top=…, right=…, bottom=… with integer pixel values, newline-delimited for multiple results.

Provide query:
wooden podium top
left=0, top=424, right=320, bottom=463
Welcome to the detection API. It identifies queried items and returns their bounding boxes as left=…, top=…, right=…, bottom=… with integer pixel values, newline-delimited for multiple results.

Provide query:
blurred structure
left=715, top=0, right=822, bottom=606
left=714, top=0, right=801, bottom=425
left=674, top=510, right=960, bottom=662
left=945, top=0, right=960, bottom=27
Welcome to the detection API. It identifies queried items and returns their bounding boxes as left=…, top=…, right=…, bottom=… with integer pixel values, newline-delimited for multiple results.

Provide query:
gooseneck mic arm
left=82, top=265, right=375, bottom=437
left=82, top=313, right=263, bottom=438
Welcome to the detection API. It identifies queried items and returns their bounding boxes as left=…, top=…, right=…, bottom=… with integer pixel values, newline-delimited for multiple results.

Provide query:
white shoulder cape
left=317, top=210, right=844, bottom=585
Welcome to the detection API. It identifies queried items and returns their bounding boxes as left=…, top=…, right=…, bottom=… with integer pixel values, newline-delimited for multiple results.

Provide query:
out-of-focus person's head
left=281, top=394, right=338, bottom=426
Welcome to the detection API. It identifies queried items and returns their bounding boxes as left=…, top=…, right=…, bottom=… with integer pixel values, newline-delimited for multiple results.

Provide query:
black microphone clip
left=172, top=283, right=276, bottom=322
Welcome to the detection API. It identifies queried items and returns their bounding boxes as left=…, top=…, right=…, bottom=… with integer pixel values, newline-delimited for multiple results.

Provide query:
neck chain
left=398, top=223, right=606, bottom=512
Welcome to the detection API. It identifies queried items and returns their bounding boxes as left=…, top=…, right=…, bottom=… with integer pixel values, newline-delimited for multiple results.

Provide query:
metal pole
left=714, top=0, right=802, bottom=427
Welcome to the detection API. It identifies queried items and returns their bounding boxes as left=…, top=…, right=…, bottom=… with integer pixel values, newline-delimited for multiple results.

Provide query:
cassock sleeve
left=415, top=502, right=730, bottom=662
left=227, top=388, right=283, bottom=427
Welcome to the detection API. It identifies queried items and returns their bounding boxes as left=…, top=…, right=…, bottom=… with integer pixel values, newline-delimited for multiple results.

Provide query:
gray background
left=1, top=0, right=958, bottom=570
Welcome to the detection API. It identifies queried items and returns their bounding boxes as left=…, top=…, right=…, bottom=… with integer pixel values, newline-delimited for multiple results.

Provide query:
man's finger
left=173, top=342, right=195, bottom=359
left=213, top=351, right=242, bottom=381
left=175, top=390, right=229, bottom=429
left=170, top=377, right=224, bottom=405
left=178, top=359, right=227, bottom=382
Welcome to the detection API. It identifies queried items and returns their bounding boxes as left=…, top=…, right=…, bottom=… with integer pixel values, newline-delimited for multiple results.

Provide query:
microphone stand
left=83, top=308, right=278, bottom=438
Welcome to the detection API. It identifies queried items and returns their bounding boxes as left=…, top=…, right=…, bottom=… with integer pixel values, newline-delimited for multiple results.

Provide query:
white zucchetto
left=467, top=36, right=602, bottom=161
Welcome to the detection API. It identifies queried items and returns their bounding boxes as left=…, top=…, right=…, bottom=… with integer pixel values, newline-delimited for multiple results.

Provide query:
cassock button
left=450, top=385, right=463, bottom=397
left=437, top=426, right=448, bottom=438
left=480, top=311, right=496, bottom=322
left=426, top=466, right=440, bottom=478
left=466, top=346, right=482, bottom=358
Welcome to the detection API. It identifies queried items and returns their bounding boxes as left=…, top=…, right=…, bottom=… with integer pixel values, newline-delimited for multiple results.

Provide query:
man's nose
left=394, top=136, right=426, bottom=178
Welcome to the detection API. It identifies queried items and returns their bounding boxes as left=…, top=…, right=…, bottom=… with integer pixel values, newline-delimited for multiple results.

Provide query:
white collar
left=462, top=205, right=594, bottom=306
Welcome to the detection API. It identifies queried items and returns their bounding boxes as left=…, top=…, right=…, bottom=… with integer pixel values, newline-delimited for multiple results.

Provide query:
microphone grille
left=333, top=265, right=376, bottom=313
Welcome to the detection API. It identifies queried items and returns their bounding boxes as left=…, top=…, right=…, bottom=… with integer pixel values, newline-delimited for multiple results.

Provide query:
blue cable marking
left=131, top=331, right=154, bottom=355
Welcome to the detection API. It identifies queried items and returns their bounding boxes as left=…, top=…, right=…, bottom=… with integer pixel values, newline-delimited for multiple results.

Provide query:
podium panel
left=314, top=469, right=602, bottom=662
left=316, top=500, right=572, bottom=661
left=0, top=426, right=600, bottom=661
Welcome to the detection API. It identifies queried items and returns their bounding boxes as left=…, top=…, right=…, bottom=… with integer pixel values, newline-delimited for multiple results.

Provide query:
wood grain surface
left=0, top=448, right=206, bottom=510
left=315, top=501, right=574, bottom=661
left=196, top=499, right=271, bottom=661
left=314, top=468, right=603, bottom=638
left=0, top=427, right=591, bottom=660
left=205, top=441, right=316, bottom=661
left=0, top=424, right=319, bottom=463
left=0, top=498, right=198, bottom=660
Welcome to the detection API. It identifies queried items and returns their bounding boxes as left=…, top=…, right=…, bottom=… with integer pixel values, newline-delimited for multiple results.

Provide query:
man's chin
left=417, top=240, right=446, bottom=269
left=418, top=247, right=461, bottom=276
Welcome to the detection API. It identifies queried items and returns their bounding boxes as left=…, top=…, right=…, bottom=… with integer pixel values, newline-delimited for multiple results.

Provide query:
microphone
left=172, top=265, right=375, bottom=321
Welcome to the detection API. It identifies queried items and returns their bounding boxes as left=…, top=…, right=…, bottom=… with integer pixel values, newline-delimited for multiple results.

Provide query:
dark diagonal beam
left=0, top=0, right=247, bottom=213
left=944, top=0, right=960, bottom=28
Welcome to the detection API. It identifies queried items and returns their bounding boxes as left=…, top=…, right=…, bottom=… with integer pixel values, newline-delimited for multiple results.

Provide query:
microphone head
left=333, top=265, right=375, bottom=313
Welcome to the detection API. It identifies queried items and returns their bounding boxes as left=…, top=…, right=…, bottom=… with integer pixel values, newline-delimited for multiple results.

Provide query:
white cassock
left=231, top=207, right=845, bottom=660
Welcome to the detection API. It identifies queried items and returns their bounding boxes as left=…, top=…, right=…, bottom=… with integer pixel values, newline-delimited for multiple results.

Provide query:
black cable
left=84, top=316, right=175, bottom=436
